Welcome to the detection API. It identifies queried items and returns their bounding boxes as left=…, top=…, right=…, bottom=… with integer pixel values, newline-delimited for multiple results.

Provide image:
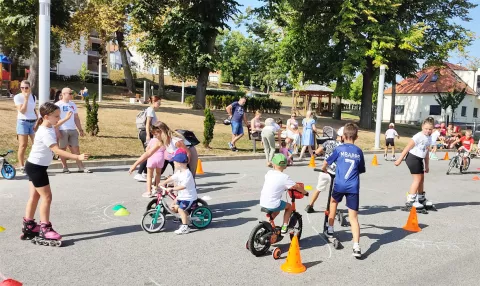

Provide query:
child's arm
left=128, top=142, right=163, bottom=173
left=314, top=145, right=324, bottom=155
left=395, top=139, right=415, bottom=165
left=359, top=152, right=366, bottom=174
left=291, top=182, right=307, bottom=195
left=322, top=148, right=339, bottom=172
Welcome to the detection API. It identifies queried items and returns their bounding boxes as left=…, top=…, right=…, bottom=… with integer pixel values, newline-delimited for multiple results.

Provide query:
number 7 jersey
left=326, top=143, right=366, bottom=194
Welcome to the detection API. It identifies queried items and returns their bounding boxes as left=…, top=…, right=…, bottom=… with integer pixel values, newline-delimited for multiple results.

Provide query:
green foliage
left=435, top=87, right=468, bottom=123
left=184, top=96, right=195, bottom=108
left=203, top=108, right=215, bottom=148
left=78, top=63, right=89, bottom=86
left=85, top=93, right=100, bottom=136
left=205, top=95, right=281, bottom=113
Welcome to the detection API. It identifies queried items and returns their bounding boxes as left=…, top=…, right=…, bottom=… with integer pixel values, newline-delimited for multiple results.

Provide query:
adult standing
left=286, top=113, right=301, bottom=153
left=226, top=97, right=248, bottom=152
left=134, top=95, right=161, bottom=182
left=55, top=88, right=92, bottom=174
left=261, top=118, right=281, bottom=167
left=299, top=110, right=317, bottom=160
left=14, top=80, right=38, bottom=174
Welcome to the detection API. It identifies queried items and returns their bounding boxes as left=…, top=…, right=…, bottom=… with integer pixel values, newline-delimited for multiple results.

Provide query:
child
left=304, top=126, right=344, bottom=214
left=395, top=117, right=434, bottom=212
left=144, top=136, right=166, bottom=198
left=279, top=141, right=293, bottom=166
left=429, top=124, right=441, bottom=160
left=259, top=154, right=307, bottom=234
left=454, top=130, right=474, bottom=168
left=322, top=123, right=365, bottom=258
left=384, top=123, right=399, bottom=160
left=161, top=149, right=197, bottom=234
left=22, top=102, right=89, bottom=243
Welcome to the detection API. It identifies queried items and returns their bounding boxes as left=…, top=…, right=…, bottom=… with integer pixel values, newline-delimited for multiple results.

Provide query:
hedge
left=205, top=95, right=281, bottom=114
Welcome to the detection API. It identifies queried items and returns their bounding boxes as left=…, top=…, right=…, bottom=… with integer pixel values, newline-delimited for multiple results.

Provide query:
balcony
left=88, top=63, right=107, bottom=74
left=87, top=50, right=100, bottom=57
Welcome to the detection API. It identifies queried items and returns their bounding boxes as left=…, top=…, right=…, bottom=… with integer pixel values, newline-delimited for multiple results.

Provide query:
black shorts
left=405, top=153, right=424, bottom=174
left=25, top=161, right=50, bottom=187
left=386, top=138, right=395, bottom=147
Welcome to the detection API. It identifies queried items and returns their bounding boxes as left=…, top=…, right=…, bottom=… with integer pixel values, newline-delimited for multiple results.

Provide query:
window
left=394, top=105, right=405, bottom=115
left=461, top=106, right=467, bottom=117
left=429, top=105, right=441, bottom=115
left=474, top=108, right=478, bottom=118
left=477, top=75, right=480, bottom=89
left=418, top=74, right=428, bottom=83
left=430, top=74, right=438, bottom=82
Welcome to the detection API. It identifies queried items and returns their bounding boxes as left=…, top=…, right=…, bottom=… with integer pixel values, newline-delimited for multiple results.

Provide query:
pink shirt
left=147, top=138, right=165, bottom=161
left=280, top=147, right=290, bottom=158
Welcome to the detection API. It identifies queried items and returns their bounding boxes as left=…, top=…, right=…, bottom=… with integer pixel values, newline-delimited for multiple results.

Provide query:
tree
left=203, top=108, right=215, bottom=148
left=449, top=88, right=468, bottom=124
left=85, top=93, right=100, bottom=136
left=434, top=92, right=451, bottom=123
left=78, top=62, right=89, bottom=87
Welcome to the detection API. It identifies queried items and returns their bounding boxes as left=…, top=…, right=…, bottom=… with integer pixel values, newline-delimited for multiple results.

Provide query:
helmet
left=223, top=118, right=231, bottom=125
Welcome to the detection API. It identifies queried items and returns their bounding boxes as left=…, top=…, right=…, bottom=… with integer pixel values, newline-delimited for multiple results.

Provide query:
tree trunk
left=333, top=96, right=342, bottom=120
left=389, top=80, right=396, bottom=123
left=28, top=45, right=39, bottom=97
left=115, top=31, right=135, bottom=94
left=359, top=58, right=374, bottom=129
left=195, top=32, right=217, bottom=109
left=158, top=62, right=165, bottom=97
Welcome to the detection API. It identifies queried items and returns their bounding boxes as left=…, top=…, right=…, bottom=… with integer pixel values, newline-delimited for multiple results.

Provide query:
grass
left=0, top=85, right=420, bottom=166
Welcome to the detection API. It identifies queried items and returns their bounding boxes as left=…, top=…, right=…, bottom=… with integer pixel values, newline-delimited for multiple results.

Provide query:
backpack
left=135, top=108, right=148, bottom=130
left=176, top=129, right=200, bottom=147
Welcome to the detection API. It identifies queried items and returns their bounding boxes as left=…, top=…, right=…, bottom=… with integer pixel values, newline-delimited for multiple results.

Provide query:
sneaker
left=19, top=167, right=26, bottom=175
left=62, top=168, right=70, bottom=174
left=142, top=192, right=154, bottom=198
left=134, top=173, right=147, bottom=182
left=353, top=245, right=362, bottom=258
left=78, top=168, right=93, bottom=173
left=431, top=154, right=439, bottom=160
left=232, top=147, right=239, bottom=152
left=305, top=205, right=315, bottom=213
left=324, top=226, right=334, bottom=237
left=392, top=156, right=396, bottom=160
left=383, top=154, right=387, bottom=160
left=228, top=142, right=234, bottom=150
left=281, top=224, right=288, bottom=234
left=174, top=224, right=190, bottom=235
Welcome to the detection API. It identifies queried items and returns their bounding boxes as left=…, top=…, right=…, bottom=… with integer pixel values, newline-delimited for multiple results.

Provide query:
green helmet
left=272, top=153, right=287, bottom=167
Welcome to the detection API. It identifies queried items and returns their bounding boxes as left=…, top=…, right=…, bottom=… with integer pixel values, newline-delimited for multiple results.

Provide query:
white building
left=109, top=44, right=132, bottom=70
left=383, top=63, right=480, bottom=124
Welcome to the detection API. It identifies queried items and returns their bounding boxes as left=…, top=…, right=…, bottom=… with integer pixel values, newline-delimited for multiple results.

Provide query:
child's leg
left=348, top=209, right=360, bottom=244
left=307, top=145, right=314, bottom=157
left=35, top=185, right=53, bottom=223
left=282, top=203, right=293, bottom=225
left=178, top=208, right=188, bottom=225
left=154, top=168, right=161, bottom=187
left=384, top=145, right=388, bottom=156
left=25, top=182, right=40, bottom=219
left=391, top=145, right=395, bottom=157
left=417, top=174, right=425, bottom=195
left=409, top=174, right=422, bottom=195
left=308, top=190, right=320, bottom=206
left=328, top=198, right=338, bottom=227
left=146, top=168, right=153, bottom=194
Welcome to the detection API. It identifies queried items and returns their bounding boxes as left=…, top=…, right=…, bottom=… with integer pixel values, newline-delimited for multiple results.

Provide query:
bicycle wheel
left=141, top=209, right=165, bottom=233
left=191, top=207, right=212, bottom=228
left=446, top=157, right=456, bottom=175
left=1, top=164, right=16, bottom=180
left=247, top=223, right=271, bottom=257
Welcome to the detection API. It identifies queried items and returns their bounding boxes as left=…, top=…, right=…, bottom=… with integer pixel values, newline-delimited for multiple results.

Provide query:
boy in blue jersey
left=321, top=123, right=366, bottom=258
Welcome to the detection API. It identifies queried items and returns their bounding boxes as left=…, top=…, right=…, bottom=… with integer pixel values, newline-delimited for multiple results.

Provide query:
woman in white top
left=13, top=80, right=38, bottom=173
left=286, top=113, right=301, bottom=153
left=134, top=95, right=161, bottom=182
left=22, top=102, right=88, bottom=243
left=395, top=117, right=434, bottom=209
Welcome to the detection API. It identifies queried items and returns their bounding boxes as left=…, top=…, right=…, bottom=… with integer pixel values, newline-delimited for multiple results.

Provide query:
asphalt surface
left=1, top=153, right=480, bottom=285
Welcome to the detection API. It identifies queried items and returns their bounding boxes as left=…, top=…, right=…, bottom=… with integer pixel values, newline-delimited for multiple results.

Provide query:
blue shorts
left=177, top=200, right=194, bottom=210
left=16, top=119, right=36, bottom=135
left=231, top=121, right=244, bottom=135
left=331, top=191, right=359, bottom=211
left=266, top=200, right=287, bottom=212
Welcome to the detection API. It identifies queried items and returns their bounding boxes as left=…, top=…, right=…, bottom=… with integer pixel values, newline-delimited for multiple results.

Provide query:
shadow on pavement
left=211, top=199, right=258, bottom=218
left=209, top=217, right=257, bottom=229
left=197, top=172, right=240, bottom=178
left=196, top=181, right=236, bottom=188
left=62, top=224, right=142, bottom=246
left=359, top=205, right=402, bottom=216
left=434, top=201, right=480, bottom=209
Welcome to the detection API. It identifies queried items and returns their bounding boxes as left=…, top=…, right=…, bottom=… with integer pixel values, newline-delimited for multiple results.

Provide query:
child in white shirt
left=384, top=123, right=400, bottom=160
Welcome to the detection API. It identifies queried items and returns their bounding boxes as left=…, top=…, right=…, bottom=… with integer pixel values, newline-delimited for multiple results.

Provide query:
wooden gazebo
left=292, top=84, right=334, bottom=116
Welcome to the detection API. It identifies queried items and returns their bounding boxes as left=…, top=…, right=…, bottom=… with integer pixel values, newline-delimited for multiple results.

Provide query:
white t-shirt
left=27, top=126, right=58, bottom=166
left=260, top=170, right=296, bottom=209
left=146, top=107, right=158, bottom=125
left=430, top=130, right=440, bottom=145
left=13, top=93, right=37, bottom=120
left=171, top=169, right=197, bottom=201
left=385, top=129, right=398, bottom=139
left=409, top=132, right=432, bottom=158
left=165, top=137, right=182, bottom=160
left=55, top=100, right=78, bottom=130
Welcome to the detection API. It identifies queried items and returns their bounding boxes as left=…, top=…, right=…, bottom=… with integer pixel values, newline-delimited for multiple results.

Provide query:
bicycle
left=141, top=186, right=213, bottom=233
left=245, top=184, right=308, bottom=259
left=0, top=150, right=16, bottom=180
left=446, top=149, right=470, bottom=175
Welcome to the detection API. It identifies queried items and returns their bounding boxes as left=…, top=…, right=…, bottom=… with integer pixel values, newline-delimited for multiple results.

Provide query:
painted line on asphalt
left=148, top=277, right=161, bottom=286
left=306, top=212, right=332, bottom=259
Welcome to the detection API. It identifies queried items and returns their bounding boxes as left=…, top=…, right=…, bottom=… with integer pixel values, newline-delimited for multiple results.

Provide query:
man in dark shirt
left=226, top=97, right=248, bottom=152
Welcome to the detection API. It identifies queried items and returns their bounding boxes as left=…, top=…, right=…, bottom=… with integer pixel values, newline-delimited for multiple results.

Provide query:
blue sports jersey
left=326, top=143, right=366, bottom=194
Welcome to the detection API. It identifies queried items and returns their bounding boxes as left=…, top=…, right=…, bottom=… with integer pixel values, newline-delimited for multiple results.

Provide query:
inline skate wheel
left=333, top=239, right=340, bottom=249
left=272, top=247, right=282, bottom=260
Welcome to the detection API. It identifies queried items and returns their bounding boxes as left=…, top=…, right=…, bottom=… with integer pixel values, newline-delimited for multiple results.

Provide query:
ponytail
left=33, top=118, right=43, bottom=132
left=34, top=102, right=59, bottom=131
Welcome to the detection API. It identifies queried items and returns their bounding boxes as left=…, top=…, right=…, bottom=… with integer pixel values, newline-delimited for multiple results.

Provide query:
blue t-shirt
left=231, top=101, right=244, bottom=123
left=326, top=143, right=366, bottom=194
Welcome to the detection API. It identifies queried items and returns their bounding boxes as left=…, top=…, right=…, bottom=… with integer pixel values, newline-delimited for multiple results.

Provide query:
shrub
left=205, top=95, right=281, bottom=113
left=203, top=108, right=215, bottom=148
left=184, top=95, right=195, bottom=107
left=85, top=93, right=100, bottom=136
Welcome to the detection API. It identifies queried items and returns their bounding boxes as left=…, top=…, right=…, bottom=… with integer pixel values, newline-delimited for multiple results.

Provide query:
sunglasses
left=20, top=86, right=29, bottom=89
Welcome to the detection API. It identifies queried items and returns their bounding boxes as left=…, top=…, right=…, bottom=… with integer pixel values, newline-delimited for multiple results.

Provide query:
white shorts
left=316, top=172, right=331, bottom=192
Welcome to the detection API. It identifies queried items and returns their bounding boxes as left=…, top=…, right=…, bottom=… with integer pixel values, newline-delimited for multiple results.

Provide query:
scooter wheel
left=272, top=247, right=282, bottom=260
left=246, top=240, right=249, bottom=250
left=421, top=209, right=428, bottom=214
left=333, top=239, right=340, bottom=249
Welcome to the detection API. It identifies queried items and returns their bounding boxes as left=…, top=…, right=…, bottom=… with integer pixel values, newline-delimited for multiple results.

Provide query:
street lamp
left=374, top=65, right=387, bottom=150
left=38, top=0, right=51, bottom=105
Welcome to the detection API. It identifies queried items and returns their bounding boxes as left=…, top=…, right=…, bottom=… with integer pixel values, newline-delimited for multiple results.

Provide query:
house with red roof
left=383, top=63, right=480, bottom=124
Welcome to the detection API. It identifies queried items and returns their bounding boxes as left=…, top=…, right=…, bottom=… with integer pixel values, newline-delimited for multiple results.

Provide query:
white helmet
left=337, top=126, right=344, bottom=137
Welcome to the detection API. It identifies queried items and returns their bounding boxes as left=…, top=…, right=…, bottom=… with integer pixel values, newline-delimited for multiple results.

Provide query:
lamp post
left=38, top=0, right=51, bottom=105
left=374, top=65, right=387, bottom=150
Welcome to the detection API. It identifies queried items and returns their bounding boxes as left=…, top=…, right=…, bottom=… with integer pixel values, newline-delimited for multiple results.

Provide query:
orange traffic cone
left=443, top=152, right=449, bottom=160
left=281, top=234, right=306, bottom=274
left=0, top=279, right=23, bottom=286
left=196, top=159, right=204, bottom=175
left=308, top=156, right=316, bottom=168
left=371, top=155, right=378, bottom=166
left=473, top=176, right=480, bottom=181
left=402, top=206, right=421, bottom=232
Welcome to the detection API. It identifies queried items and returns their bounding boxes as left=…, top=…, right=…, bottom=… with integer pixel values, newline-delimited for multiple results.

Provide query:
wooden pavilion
left=292, top=84, right=334, bottom=116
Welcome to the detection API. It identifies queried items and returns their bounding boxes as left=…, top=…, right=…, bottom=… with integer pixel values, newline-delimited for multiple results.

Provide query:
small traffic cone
left=308, top=156, right=316, bottom=168
left=402, top=207, right=421, bottom=232
left=0, top=226, right=5, bottom=232
left=114, top=208, right=130, bottom=216
left=443, top=152, right=449, bottom=160
left=196, top=159, right=204, bottom=175
left=280, top=234, right=306, bottom=274
left=112, top=205, right=126, bottom=211
left=371, top=155, right=378, bottom=166
left=0, top=279, right=23, bottom=286
left=473, top=176, right=480, bottom=181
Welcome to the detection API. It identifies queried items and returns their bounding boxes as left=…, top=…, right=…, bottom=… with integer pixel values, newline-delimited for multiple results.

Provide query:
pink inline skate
left=20, top=218, right=40, bottom=240
left=32, top=222, right=62, bottom=247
